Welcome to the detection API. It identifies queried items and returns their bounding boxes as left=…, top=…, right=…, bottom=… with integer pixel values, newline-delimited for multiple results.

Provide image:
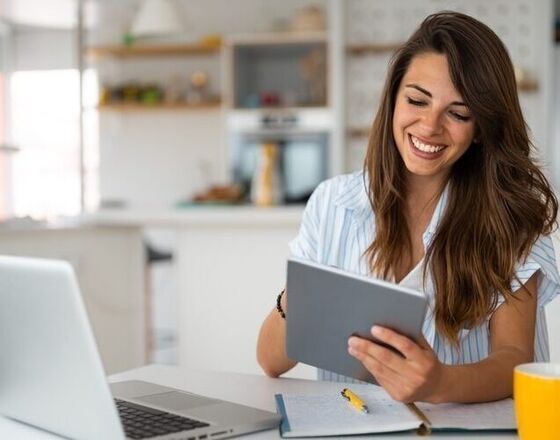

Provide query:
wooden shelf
left=87, top=43, right=221, bottom=59
left=230, top=105, right=329, bottom=112
left=346, top=43, right=403, bottom=55
left=97, top=100, right=222, bottom=112
left=226, top=31, right=327, bottom=46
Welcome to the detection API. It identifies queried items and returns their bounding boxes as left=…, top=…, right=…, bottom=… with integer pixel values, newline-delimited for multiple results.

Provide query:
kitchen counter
left=81, top=205, right=305, bottom=228
left=0, top=205, right=305, bottom=231
left=0, top=216, right=85, bottom=232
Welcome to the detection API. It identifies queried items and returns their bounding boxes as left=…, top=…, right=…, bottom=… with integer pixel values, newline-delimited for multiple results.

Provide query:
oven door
left=232, top=132, right=328, bottom=204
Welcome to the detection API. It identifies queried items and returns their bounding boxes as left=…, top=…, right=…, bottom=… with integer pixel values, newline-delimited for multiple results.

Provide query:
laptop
left=0, top=255, right=281, bottom=440
left=286, top=257, right=427, bottom=383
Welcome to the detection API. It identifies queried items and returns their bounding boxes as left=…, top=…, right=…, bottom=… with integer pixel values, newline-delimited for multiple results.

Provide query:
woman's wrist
left=281, top=290, right=287, bottom=312
left=276, top=289, right=287, bottom=319
left=425, top=364, right=453, bottom=403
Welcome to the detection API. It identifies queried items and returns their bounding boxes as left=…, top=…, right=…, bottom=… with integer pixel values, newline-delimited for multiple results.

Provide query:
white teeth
left=410, top=135, right=445, bottom=153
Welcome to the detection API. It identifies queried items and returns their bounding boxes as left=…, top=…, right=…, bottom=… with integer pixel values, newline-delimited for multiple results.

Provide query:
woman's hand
left=348, top=326, right=445, bottom=403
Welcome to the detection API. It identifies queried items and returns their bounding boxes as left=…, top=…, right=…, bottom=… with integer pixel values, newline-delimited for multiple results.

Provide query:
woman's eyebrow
left=405, top=83, right=467, bottom=107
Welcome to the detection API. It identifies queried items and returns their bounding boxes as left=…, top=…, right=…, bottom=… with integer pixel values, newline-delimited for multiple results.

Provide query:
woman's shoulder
left=313, top=170, right=367, bottom=204
left=510, top=232, right=560, bottom=307
left=527, top=233, right=560, bottom=278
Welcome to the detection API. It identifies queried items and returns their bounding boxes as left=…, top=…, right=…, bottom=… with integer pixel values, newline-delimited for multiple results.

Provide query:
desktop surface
left=0, top=365, right=519, bottom=439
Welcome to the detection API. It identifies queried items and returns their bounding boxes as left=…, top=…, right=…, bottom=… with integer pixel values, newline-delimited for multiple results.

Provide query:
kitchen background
left=0, top=0, right=559, bottom=379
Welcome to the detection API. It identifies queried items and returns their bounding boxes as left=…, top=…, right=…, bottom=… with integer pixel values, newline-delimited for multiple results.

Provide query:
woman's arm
left=348, top=273, right=538, bottom=403
left=434, top=272, right=538, bottom=402
left=256, top=289, right=297, bottom=377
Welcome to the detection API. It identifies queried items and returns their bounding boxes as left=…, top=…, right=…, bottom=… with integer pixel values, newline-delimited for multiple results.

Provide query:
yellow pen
left=341, top=388, right=369, bottom=414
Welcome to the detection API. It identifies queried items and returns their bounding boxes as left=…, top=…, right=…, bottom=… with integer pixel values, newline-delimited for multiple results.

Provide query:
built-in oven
left=228, top=109, right=331, bottom=205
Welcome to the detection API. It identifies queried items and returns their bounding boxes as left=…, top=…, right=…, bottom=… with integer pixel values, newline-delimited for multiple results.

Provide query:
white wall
left=554, top=45, right=560, bottom=190
left=13, top=28, right=76, bottom=70
left=98, top=110, right=227, bottom=208
left=551, top=42, right=560, bottom=360
left=0, top=0, right=77, bottom=29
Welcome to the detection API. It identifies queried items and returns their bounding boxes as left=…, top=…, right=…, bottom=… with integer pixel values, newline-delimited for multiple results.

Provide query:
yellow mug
left=514, top=362, right=560, bottom=440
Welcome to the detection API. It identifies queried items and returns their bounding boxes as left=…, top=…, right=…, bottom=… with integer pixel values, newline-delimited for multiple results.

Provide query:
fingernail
left=371, top=326, right=381, bottom=336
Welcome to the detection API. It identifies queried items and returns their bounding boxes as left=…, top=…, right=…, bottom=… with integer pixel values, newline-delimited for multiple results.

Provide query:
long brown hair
left=364, top=11, right=558, bottom=343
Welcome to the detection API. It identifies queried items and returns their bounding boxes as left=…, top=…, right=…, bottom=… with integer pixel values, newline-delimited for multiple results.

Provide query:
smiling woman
left=257, top=11, right=560, bottom=406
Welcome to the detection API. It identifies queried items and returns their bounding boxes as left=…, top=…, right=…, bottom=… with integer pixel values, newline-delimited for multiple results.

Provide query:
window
left=10, top=69, right=82, bottom=218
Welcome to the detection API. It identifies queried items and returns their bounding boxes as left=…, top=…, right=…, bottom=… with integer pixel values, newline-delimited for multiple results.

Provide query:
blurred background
left=0, top=0, right=559, bottom=379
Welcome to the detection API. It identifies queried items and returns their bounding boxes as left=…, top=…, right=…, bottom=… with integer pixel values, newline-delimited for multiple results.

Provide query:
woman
left=256, top=11, right=559, bottom=404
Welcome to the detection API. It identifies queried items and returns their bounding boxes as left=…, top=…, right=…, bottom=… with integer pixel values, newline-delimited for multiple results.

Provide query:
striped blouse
left=288, top=171, right=560, bottom=382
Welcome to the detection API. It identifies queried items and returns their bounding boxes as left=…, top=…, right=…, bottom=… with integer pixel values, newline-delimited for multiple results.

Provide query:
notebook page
left=277, top=386, right=421, bottom=437
left=416, top=398, right=516, bottom=431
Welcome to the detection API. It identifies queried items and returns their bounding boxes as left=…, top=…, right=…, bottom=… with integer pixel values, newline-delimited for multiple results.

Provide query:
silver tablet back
left=286, top=257, right=428, bottom=384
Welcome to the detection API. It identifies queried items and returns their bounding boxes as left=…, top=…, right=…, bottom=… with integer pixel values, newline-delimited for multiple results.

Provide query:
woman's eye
left=406, top=97, right=426, bottom=106
left=450, top=111, right=471, bottom=122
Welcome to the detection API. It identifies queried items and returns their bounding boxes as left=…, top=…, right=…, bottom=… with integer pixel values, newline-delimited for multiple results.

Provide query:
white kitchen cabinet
left=176, top=221, right=315, bottom=379
left=0, top=224, right=145, bottom=374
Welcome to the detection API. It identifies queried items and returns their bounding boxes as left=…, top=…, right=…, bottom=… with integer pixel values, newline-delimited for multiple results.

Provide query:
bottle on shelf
left=251, top=143, right=283, bottom=206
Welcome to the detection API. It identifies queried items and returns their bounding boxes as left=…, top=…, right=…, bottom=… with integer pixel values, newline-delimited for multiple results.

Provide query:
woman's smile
left=409, top=134, right=447, bottom=158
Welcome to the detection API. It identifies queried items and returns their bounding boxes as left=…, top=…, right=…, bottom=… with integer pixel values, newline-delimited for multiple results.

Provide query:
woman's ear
left=473, top=129, right=482, bottom=145
left=472, top=126, right=481, bottom=145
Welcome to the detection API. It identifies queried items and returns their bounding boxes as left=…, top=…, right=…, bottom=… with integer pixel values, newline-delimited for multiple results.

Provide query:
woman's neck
left=405, top=173, right=447, bottom=219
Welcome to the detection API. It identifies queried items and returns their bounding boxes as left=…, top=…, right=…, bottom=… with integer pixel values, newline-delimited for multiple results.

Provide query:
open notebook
left=275, top=384, right=516, bottom=437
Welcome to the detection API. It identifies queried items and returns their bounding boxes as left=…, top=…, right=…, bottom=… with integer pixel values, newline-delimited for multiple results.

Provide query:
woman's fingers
left=348, top=328, right=443, bottom=402
left=348, top=340, right=418, bottom=402
left=348, top=341, right=401, bottom=380
left=348, top=336, right=404, bottom=369
left=371, top=326, right=423, bottom=359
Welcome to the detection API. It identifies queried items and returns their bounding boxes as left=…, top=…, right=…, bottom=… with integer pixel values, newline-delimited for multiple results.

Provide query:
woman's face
left=392, top=52, right=476, bottom=188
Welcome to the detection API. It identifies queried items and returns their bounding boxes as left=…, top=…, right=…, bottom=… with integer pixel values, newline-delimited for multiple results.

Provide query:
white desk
left=0, top=364, right=518, bottom=439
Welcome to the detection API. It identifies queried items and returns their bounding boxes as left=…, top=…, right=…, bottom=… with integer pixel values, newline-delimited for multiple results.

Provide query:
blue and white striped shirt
left=289, top=171, right=560, bottom=382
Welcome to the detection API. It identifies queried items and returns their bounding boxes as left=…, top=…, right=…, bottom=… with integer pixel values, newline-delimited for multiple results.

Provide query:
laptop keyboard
left=115, top=398, right=210, bottom=439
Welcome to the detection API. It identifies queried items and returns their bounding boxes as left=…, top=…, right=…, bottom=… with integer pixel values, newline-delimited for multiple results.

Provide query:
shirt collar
left=332, top=171, right=372, bottom=224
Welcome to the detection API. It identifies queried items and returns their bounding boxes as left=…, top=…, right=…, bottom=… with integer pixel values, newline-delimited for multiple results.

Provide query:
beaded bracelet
left=276, top=288, right=286, bottom=319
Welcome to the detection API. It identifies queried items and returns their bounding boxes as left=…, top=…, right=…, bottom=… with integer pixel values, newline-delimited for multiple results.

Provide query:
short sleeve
left=509, top=234, right=560, bottom=308
left=288, top=181, right=327, bottom=262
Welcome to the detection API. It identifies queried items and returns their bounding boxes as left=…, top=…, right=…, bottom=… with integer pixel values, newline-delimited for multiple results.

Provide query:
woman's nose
left=421, top=110, right=443, bottom=135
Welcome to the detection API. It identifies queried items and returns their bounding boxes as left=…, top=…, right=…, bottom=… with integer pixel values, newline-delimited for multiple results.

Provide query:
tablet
left=285, top=257, right=428, bottom=384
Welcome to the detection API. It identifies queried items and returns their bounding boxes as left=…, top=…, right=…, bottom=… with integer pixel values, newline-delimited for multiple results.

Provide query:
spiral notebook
left=275, top=384, right=516, bottom=437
